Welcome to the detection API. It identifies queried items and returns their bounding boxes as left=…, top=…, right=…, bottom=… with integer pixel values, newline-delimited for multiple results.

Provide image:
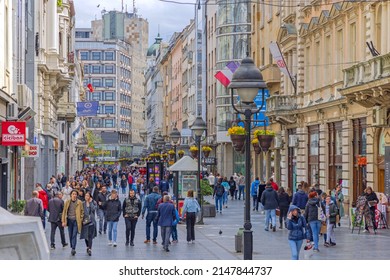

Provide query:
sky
left=74, top=0, right=196, bottom=45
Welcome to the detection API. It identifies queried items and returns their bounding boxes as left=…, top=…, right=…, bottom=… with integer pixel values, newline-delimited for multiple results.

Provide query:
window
left=92, top=65, right=101, bottom=74
left=105, top=78, right=114, bottom=87
left=105, top=65, right=114, bottom=74
left=105, top=52, right=114, bottom=61
left=308, top=125, right=320, bottom=185
left=105, top=119, right=114, bottom=128
left=91, top=119, right=101, bottom=128
left=350, top=23, right=357, bottom=62
left=328, top=122, right=343, bottom=189
left=352, top=118, right=367, bottom=203
left=104, top=92, right=114, bottom=101
left=92, top=79, right=101, bottom=87
left=92, top=51, right=102, bottom=60
left=80, top=51, right=89, bottom=60
left=84, top=65, right=89, bottom=74
left=105, top=106, right=114, bottom=114
left=91, top=92, right=101, bottom=101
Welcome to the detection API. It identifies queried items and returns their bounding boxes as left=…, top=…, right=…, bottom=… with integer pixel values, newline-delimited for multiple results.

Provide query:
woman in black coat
left=80, top=192, right=97, bottom=256
left=278, top=187, right=291, bottom=229
left=228, top=177, right=236, bottom=199
left=364, top=186, right=379, bottom=233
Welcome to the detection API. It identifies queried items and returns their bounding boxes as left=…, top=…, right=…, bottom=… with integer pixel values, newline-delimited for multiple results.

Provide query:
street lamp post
left=170, top=127, right=181, bottom=209
left=190, top=116, right=207, bottom=225
left=228, top=57, right=267, bottom=260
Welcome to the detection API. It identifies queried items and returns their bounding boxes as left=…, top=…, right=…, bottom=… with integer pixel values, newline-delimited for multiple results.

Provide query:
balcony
left=340, top=53, right=390, bottom=108
left=260, top=64, right=281, bottom=86
left=57, top=102, right=77, bottom=122
left=266, top=95, right=298, bottom=125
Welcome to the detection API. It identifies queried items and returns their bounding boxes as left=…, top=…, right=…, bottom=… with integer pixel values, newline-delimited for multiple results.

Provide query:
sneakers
left=113, top=242, right=117, bottom=247
left=330, top=242, right=336, bottom=246
left=191, top=240, right=195, bottom=244
left=363, top=229, right=369, bottom=233
left=62, top=243, right=68, bottom=248
left=272, top=226, right=276, bottom=232
left=153, top=240, right=158, bottom=244
left=313, top=248, right=320, bottom=252
left=71, top=249, right=76, bottom=256
left=165, top=248, right=170, bottom=252
left=108, top=241, right=112, bottom=246
left=144, top=240, right=151, bottom=243
left=87, top=248, right=91, bottom=256
left=50, top=245, right=55, bottom=250
left=324, top=242, right=330, bottom=247
left=130, top=241, right=134, bottom=247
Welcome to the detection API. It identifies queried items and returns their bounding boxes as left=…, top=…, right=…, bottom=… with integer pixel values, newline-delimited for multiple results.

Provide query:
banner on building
left=269, top=41, right=296, bottom=92
left=1, top=121, right=26, bottom=146
left=22, top=144, right=39, bottom=158
left=76, top=101, right=99, bottom=117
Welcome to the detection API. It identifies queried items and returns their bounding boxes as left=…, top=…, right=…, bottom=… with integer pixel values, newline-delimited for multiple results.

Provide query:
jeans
left=215, top=196, right=223, bottom=212
left=326, top=222, right=335, bottom=243
left=146, top=212, right=158, bottom=241
left=50, top=221, right=66, bottom=246
left=265, top=209, right=276, bottom=229
left=125, top=218, right=138, bottom=243
left=161, top=226, right=172, bottom=250
left=309, top=220, right=321, bottom=250
left=223, top=191, right=229, bottom=206
left=288, top=239, right=303, bottom=260
left=67, top=218, right=78, bottom=250
left=171, top=225, right=178, bottom=241
left=42, top=209, right=47, bottom=229
left=186, top=212, right=196, bottom=242
left=252, top=195, right=258, bottom=210
left=238, top=185, right=245, bottom=200
left=121, top=186, right=127, bottom=194
left=107, top=221, right=118, bottom=242
left=234, top=189, right=238, bottom=199
left=97, top=209, right=107, bottom=233
left=279, top=207, right=288, bottom=227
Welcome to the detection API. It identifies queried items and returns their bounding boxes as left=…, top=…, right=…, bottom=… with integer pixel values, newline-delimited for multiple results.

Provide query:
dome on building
left=147, top=34, right=163, bottom=56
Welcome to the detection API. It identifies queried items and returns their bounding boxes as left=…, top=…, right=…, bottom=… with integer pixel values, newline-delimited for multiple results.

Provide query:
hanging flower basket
left=254, top=129, right=275, bottom=152
left=230, top=135, right=246, bottom=152
left=252, top=139, right=261, bottom=154
left=202, top=146, right=212, bottom=158
left=178, top=150, right=185, bottom=159
left=161, top=153, right=168, bottom=160
left=168, top=150, right=175, bottom=159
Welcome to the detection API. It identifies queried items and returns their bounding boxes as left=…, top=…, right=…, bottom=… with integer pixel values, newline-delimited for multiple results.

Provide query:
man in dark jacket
left=141, top=186, right=161, bottom=244
left=292, top=184, right=309, bottom=213
left=103, top=189, right=121, bottom=247
left=123, top=189, right=142, bottom=246
left=261, top=182, right=279, bottom=232
left=213, top=178, right=225, bottom=213
left=156, top=195, right=176, bottom=252
left=48, top=191, right=68, bottom=249
left=97, top=186, right=110, bottom=234
left=159, top=176, right=170, bottom=194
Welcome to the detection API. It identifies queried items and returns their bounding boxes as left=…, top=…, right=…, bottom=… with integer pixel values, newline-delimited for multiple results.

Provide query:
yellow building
left=262, top=1, right=390, bottom=210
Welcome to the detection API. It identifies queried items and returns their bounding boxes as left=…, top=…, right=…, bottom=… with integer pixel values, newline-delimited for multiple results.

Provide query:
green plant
left=251, top=138, right=259, bottom=144
left=202, top=146, right=212, bottom=152
left=227, top=126, right=246, bottom=136
left=253, top=129, right=276, bottom=137
left=201, top=179, right=213, bottom=196
left=57, top=0, right=63, bottom=7
left=8, top=199, right=26, bottom=213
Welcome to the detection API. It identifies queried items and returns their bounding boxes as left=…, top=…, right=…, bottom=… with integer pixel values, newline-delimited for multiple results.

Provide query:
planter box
left=202, top=204, right=216, bottom=217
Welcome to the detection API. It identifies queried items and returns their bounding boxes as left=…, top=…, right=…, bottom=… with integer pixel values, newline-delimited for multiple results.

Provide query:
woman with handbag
left=80, top=192, right=97, bottom=256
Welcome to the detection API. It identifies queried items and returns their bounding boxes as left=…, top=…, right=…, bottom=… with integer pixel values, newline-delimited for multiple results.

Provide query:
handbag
left=317, top=204, right=326, bottom=222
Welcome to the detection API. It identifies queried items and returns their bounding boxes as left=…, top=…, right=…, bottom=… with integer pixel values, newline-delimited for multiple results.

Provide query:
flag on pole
left=214, top=61, right=240, bottom=87
left=87, top=83, right=94, bottom=92
left=269, top=41, right=296, bottom=91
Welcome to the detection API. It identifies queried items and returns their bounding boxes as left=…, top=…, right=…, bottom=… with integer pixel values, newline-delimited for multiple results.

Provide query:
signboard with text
left=1, top=121, right=26, bottom=146
left=22, top=145, right=39, bottom=158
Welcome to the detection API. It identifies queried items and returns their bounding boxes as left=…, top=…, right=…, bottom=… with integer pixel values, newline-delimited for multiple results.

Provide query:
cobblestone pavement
left=47, top=194, right=390, bottom=260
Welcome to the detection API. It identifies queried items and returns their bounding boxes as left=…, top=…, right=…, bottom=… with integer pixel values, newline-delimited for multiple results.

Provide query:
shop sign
left=1, top=121, right=26, bottom=146
left=203, top=157, right=217, bottom=165
left=22, top=144, right=39, bottom=158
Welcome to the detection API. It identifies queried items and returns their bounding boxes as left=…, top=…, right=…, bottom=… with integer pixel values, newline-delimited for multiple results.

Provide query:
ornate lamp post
left=228, top=57, right=267, bottom=260
left=190, top=116, right=207, bottom=225
left=170, top=127, right=181, bottom=209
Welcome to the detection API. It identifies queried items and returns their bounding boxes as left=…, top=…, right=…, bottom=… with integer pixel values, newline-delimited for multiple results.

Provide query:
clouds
left=74, top=0, right=195, bottom=44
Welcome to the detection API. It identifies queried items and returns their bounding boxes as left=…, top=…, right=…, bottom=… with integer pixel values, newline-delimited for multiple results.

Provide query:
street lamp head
left=228, top=57, right=267, bottom=104
left=190, top=115, right=207, bottom=137
left=155, top=133, right=166, bottom=150
left=170, top=127, right=181, bottom=145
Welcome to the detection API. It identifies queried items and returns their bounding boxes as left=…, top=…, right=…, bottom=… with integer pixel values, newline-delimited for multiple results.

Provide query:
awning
left=168, top=156, right=207, bottom=172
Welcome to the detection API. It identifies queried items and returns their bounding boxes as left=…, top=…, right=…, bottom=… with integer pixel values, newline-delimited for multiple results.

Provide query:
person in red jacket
left=269, top=177, right=279, bottom=191
left=36, top=183, right=49, bottom=229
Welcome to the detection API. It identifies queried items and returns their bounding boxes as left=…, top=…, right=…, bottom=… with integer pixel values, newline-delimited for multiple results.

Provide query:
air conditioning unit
left=17, top=84, right=33, bottom=109
left=288, top=135, right=299, bottom=147
left=7, top=103, right=18, bottom=120
left=372, top=106, right=387, bottom=127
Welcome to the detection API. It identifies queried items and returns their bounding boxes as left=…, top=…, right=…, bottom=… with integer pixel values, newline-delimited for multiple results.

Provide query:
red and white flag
left=87, top=83, right=94, bottom=92
left=214, top=61, right=240, bottom=87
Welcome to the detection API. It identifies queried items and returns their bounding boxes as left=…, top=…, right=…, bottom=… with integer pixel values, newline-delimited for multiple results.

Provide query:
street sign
left=1, top=121, right=26, bottom=146
left=203, top=157, right=217, bottom=165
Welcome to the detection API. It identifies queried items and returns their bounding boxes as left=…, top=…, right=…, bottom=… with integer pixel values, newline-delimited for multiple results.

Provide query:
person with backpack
left=304, top=191, right=325, bottom=252
left=261, top=182, right=279, bottom=232
left=213, top=178, right=225, bottom=214
left=122, top=189, right=142, bottom=246
left=251, top=177, right=260, bottom=211
left=228, top=176, right=236, bottom=199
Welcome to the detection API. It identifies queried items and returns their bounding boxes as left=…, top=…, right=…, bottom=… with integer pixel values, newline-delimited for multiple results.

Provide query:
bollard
left=235, top=227, right=244, bottom=253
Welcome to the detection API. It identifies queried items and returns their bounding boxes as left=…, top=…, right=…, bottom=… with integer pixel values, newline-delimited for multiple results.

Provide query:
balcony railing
left=267, top=95, right=296, bottom=113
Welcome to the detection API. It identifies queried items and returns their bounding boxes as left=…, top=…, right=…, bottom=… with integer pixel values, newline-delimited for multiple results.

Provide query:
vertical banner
left=269, top=41, right=296, bottom=92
